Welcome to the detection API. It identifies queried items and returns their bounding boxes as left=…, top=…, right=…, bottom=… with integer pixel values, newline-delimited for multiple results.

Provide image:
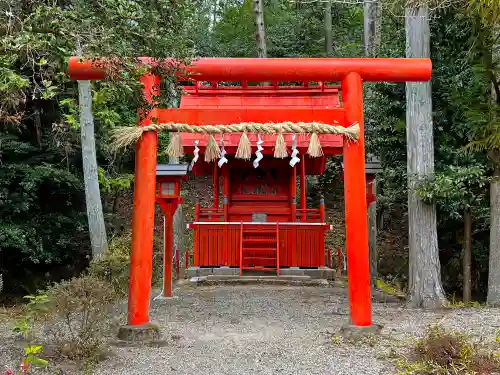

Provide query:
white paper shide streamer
left=253, top=134, right=264, bottom=168
left=289, top=134, right=300, bottom=167
left=218, top=139, right=228, bottom=168
left=191, top=140, right=199, bottom=168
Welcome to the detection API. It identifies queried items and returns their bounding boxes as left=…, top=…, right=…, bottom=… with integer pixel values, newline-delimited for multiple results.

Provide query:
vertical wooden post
left=127, top=74, right=160, bottom=326
left=342, top=72, right=372, bottom=327
left=213, top=162, right=219, bottom=209
left=319, top=197, right=326, bottom=222
left=223, top=196, right=229, bottom=265
left=300, top=155, right=307, bottom=221
left=276, top=222, right=280, bottom=276
left=193, top=201, right=200, bottom=268
left=239, top=222, right=243, bottom=276
left=195, top=201, right=201, bottom=221
left=162, top=205, right=174, bottom=297
left=290, top=165, right=297, bottom=221
left=290, top=165, right=297, bottom=265
left=222, top=165, right=230, bottom=265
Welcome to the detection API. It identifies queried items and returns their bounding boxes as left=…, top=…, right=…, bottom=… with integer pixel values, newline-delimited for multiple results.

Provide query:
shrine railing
left=295, top=208, right=324, bottom=223
left=195, top=206, right=226, bottom=222
left=194, top=202, right=326, bottom=223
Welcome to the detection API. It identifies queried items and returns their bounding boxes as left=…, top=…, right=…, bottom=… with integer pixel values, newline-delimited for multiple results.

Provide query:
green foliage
left=98, top=168, right=134, bottom=197
left=0, top=0, right=195, bottom=294
left=10, top=295, right=50, bottom=374
left=444, top=296, right=485, bottom=309
left=416, top=165, right=489, bottom=219
left=0, top=140, right=88, bottom=292
left=375, top=278, right=406, bottom=298
left=88, top=231, right=164, bottom=296
left=367, top=5, right=495, bottom=296
left=88, top=232, right=132, bottom=297
left=0, top=0, right=496, bottom=307
left=195, top=0, right=363, bottom=58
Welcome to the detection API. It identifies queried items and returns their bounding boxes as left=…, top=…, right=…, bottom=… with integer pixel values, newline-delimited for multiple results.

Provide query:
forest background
left=0, top=0, right=498, bottom=303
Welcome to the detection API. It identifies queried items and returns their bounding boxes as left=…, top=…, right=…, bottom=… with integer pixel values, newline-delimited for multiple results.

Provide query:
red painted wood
left=163, top=204, right=173, bottom=297
left=189, top=154, right=334, bottom=177
left=276, top=223, right=280, bottom=276
left=158, top=108, right=345, bottom=125
left=300, top=155, right=307, bottom=221
left=191, top=223, right=329, bottom=268
left=68, top=57, right=433, bottom=83
left=195, top=203, right=201, bottom=221
left=128, top=74, right=160, bottom=326
left=342, top=72, right=372, bottom=327
left=290, top=165, right=297, bottom=222
left=180, top=87, right=341, bottom=109
left=68, top=56, right=434, bottom=331
left=239, top=222, right=243, bottom=275
left=161, top=107, right=345, bottom=157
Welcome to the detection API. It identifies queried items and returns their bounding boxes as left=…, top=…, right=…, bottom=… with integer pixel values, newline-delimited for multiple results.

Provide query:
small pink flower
left=6, top=370, right=13, bottom=375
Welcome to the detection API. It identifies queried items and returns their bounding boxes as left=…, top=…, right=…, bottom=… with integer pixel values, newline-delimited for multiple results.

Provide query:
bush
left=40, top=276, right=116, bottom=361
left=395, top=325, right=500, bottom=375
left=88, top=231, right=164, bottom=297
left=88, top=233, right=131, bottom=297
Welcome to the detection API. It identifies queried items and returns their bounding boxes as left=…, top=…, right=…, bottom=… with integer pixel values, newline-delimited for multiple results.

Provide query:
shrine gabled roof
left=174, top=84, right=345, bottom=153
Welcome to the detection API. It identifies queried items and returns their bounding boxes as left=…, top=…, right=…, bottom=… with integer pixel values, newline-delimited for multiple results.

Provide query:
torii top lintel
left=67, top=57, right=432, bottom=83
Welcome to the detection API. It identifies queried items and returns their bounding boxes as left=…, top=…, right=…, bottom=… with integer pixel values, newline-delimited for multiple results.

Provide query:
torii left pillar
left=118, top=73, right=162, bottom=342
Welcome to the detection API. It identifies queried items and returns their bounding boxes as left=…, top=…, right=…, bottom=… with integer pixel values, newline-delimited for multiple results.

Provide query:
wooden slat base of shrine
left=190, top=222, right=329, bottom=270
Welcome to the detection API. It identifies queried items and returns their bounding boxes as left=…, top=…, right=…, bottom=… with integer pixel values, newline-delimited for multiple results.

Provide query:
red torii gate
left=68, top=57, right=431, bottom=334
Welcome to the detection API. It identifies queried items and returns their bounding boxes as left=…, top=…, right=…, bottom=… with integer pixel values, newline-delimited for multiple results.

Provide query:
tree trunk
left=463, top=208, right=472, bottom=303
left=325, top=0, right=333, bottom=56
left=77, top=40, right=108, bottom=258
left=487, top=158, right=500, bottom=306
left=78, top=78, right=109, bottom=258
left=364, top=0, right=380, bottom=57
left=364, top=1, right=380, bottom=286
left=405, top=6, right=447, bottom=308
left=252, top=0, right=267, bottom=58
left=486, top=24, right=500, bottom=305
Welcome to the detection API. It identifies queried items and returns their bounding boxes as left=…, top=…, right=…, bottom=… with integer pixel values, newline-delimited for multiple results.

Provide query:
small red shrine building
left=180, top=82, right=342, bottom=274
left=68, top=57, right=432, bottom=331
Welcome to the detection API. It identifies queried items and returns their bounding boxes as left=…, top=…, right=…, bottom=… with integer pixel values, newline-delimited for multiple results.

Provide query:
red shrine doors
left=228, top=159, right=292, bottom=223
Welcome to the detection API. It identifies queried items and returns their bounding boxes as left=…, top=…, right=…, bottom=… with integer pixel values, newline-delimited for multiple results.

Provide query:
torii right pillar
left=342, top=72, right=372, bottom=327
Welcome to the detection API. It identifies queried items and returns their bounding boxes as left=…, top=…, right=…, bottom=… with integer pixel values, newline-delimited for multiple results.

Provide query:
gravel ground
left=96, top=284, right=499, bottom=375
left=2, top=283, right=500, bottom=375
